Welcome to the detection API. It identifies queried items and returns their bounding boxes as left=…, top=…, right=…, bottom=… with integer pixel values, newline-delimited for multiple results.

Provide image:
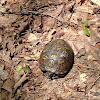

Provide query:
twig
left=13, top=73, right=28, bottom=95
left=0, top=10, right=65, bottom=25
left=86, top=76, right=100, bottom=91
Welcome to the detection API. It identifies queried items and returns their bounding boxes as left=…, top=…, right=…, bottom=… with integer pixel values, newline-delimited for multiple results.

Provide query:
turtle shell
left=39, top=39, right=74, bottom=79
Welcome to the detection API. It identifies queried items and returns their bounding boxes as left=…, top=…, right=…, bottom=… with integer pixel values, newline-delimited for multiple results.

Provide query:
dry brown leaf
left=0, top=35, right=2, bottom=43
left=70, top=12, right=88, bottom=25
left=88, top=77, right=95, bottom=84
left=13, top=65, right=23, bottom=83
left=1, top=79, right=12, bottom=93
left=0, top=15, right=18, bottom=26
left=47, top=29, right=56, bottom=41
left=34, top=16, right=42, bottom=29
left=91, top=0, right=100, bottom=6
left=19, top=54, right=39, bottom=60
left=70, top=40, right=85, bottom=55
left=0, top=50, right=10, bottom=62
left=76, top=0, right=82, bottom=4
left=6, top=0, right=25, bottom=3
left=0, top=90, right=14, bottom=100
left=42, top=17, right=55, bottom=31
left=0, top=63, right=9, bottom=81
left=13, top=73, right=28, bottom=94
left=15, top=44, right=23, bottom=54
left=42, top=4, right=64, bottom=31
left=48, top=4, right=64, bottom=16
left=27, top=33, right=38, bottom=42
left=7, top=40, right=14, bottom=50
left=75, top=6, right=94, bottom=14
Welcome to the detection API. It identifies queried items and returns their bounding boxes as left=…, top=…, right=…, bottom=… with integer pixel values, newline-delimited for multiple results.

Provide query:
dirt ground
left=0, top=0, right=100, bottom=100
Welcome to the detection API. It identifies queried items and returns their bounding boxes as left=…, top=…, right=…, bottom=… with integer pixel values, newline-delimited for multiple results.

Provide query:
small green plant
left=18, top=65, right=22, bottom=75
left=83, top=21, right=88, bottom=26
left=83, top=21, right=90, bottom=37
left=18, top=60, right=31, bottom=76
left=25, top=65, right=31, bottom=71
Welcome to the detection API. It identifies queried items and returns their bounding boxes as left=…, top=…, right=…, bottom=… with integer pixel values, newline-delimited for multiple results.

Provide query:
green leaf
left=26, top=65, right=31, bottom=71
left=84, top=27, right=90, bottom=36
left=18, top=70, right=22, bottom=76
left=18, top=65, right=22, bottom=71
left=83, top=21, right=88, bottom=26
left=22, top=60, right=26, bottom=63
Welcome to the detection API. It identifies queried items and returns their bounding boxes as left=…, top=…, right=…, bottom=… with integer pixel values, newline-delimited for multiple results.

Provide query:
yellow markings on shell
left=62, top=50, right=69, bottom=59
left=58, top=58, right=65, bottom=66
left=48, top=60, right=55, bottom=68
left=60, top=71, right=64, bottom=74
left=62, top=50, right=67, bottom=55
left=42, top=50, right=46, bottom=53
left=56, top=46, right=62, bottom=51
left=66, top=52, right=69, bottom=57
left=41, top=55, right=48, bottom=61
left=65, top=46, right=69, bottom=51
left=59, top=59, right=64, bottom=64
left=50, top=49, right=58, bottom=58
left=53, top=44, right=57, bottom=50
left=40, top=55, right=47, bottom=67
left=42, top=48, right=48, bottom=53
left=50, top=54, right=56, bottom=58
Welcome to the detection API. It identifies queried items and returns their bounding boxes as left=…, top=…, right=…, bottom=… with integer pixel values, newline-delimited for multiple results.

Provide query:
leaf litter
left=0, top=0, right=100, bottom=100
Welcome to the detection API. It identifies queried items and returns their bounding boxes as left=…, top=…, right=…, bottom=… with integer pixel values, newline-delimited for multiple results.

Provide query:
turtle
left=39, top=39, right=74, bottom=79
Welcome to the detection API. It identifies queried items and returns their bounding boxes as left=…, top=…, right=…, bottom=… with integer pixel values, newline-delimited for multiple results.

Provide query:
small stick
left=12, top=73, right=28, bottom=95
left=0, top=10, right=65, bottom=25
left=86, top=76, right=100, bottom=91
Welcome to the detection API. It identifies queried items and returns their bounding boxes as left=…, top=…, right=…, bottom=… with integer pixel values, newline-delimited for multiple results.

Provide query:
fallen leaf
left=0, top=35, right=2, bottom=43
left=1, top=79, right=12, bottom=92
left=27, top=33, right=38, bottom=42
left=47, top=29, right=56, bottom=41
left=91, top=0, right=100, bottom=6
left=76, top=0, right=82, bottom=4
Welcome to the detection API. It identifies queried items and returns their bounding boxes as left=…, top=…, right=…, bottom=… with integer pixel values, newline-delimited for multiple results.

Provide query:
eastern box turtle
left=39, top=39, right=74, bottom=79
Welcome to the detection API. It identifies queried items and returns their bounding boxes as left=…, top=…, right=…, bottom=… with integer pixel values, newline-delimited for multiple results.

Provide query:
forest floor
left=0, top=0, right=100, bottom=100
